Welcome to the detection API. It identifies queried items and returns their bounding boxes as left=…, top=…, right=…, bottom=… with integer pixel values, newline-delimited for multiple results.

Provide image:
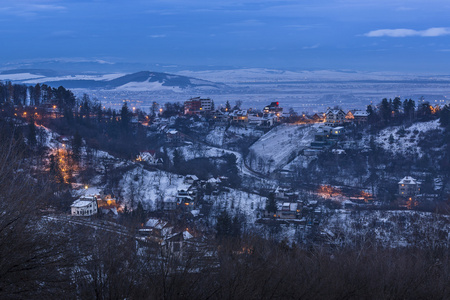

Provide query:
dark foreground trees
left=0, top=128, right=76, bottom=298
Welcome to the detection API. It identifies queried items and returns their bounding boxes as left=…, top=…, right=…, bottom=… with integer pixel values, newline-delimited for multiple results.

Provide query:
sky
left=1, top=0, right=450, bottom=72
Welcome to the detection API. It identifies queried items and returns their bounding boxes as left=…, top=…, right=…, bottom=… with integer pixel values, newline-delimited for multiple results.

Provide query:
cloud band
left=365, top=27, right=450, bottom=37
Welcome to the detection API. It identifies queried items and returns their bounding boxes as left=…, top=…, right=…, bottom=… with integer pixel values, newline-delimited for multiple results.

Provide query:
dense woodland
left=1, top=82, right=450, bottom=298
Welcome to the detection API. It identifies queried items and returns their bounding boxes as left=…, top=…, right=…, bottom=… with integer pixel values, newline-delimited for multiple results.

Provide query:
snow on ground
left=0, top=73, right=45, bottom=81
left=206, top=189, right=266, bottom=223
left=374, top=119, right=442, bottom=157
left=283, top=154, right=317, bottom=171
left=35, top=124, right=61, bottom=149
left=205, top=128, right=225, bottom=146
left=22, top=73, right=126, bottom=84
left=119, top=166, right=185, bottom=210
left=205, top=126, right=264, bottom=147
left=322, top=209, right=450, bottom=247
left=115, top=80, right=183, bottom=92
left=248, top=124, right=317, bottom=173
left=117, top=164, right=266, bottom=221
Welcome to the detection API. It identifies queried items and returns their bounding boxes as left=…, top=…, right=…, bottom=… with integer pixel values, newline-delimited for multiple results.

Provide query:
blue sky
left=1, top=0, right=450, bottom=72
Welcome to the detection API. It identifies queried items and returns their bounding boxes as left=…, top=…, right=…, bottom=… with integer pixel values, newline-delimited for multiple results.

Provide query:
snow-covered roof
left=185, top=174, right=199, bottom=181
left=282, top=202, right=298, bottom=211
left=71, top=200, right=93, bottom=208
left=326, top=109, right=345, bottom=115
left=331, top=149, right=346, bottom=155
left=183, top=231, right=193, bottom=240
left=353, top=111, right=369, bottom=117
left=145, top=218, right=168, bottom=229
left=230, top=110, right=248, bottom=116
left=399, top=176, right=418, bottom=185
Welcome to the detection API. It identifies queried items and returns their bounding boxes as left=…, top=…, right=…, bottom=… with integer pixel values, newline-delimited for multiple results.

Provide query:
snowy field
left=248, top=124, right=318, bottom=173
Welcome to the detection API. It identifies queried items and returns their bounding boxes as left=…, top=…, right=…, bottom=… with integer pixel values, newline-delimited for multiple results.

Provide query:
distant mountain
left=0, top=70, right=229, bottom=92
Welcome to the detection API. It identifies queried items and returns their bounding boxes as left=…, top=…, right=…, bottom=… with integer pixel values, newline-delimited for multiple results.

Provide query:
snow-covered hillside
left=205, top=126, right=264, bottom=147
left=117, top=165, right=266, bottom=221
left=373, top=119, right=443, bottom=157
left=248, top=124, right=318, bottom=173
left=119, top=167, right=185, bottom=210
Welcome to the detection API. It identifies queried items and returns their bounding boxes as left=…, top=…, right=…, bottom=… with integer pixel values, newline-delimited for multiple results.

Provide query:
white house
left=325, top=109, right=346, bottom=126
left=136, top=150, right=163, bottom=165
left=398, top=176, right=420, bottom=196
left=71, top=195, right=98, bottom=216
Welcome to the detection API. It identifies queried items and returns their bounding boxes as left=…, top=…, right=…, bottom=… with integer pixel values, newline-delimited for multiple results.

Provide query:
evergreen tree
left=380, top=98, right=391, bottom=123
left=388, top=134, right=394, bottom=144
left=172, top=149, right=184, bottom=172
left=225, top=100, right=231, bottom=111
left=440, top=105, right=450, bottom=128
left=265, top=192, right=277, bottom=215
left=216, top=210, right=232, bottom=238
left=27, top=118, right=37, bottom=147
left=393, top=97, right=402, bottom=115
left=72, top=131, right=82, bottom=162
left=120, top=102, right=131, bottom=131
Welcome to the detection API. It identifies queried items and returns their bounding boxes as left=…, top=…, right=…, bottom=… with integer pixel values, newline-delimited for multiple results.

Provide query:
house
left=280, top=202, right=300, bottom=219
left=324, top=109, right=346, bottom=126
left=263, top=102, right=283, bottom=116
left=184, top=97, right=213, bottom=115
left=248, top=115, right=263, bottom=126
left=71, top=195, right=98, bottom=216
left=166, top=130, right=184, bottom=144
left=139, top=218, right=172, bottom=241
left=97, top=194, right=118, bottom=208
left=310, top=125, right=336, bottom=149
left=264, top=202, right=300, bottom=219
left=331, top=149, right=346, bottom=155
left=345, top=111, right=354, bottom=122
left=260, top=113, right=278, bottom=128
left=353, top=111, right=369, bottom=124
left=184, top=174, right=199, bottom=184
left=161, top=230, right=194, bottom=257
left=311, top=113, right=325, bottom=123
left=211, top=110, right=229, bottom=124
left=184, top=98, right=202, bottom=115
left=206, top=177, right=221, bottom=187
left=136, top=150, right=163, bottom=165
left=398, top=176, right=420, bottom=196
left=331, top=126, right=344, bottom=137
left=274, top=187, right=297, bottom=201
left=176, top=194, right=195, bottom=210
left=230, top=110, right=249, bottom=124
left=163, top=198, right=178, bottom=211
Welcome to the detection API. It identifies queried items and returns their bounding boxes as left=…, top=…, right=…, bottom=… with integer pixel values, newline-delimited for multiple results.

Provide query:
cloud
left=148, top=35, right=166, bottom=38
left=0, top=2, right=67, bottom=18
left=226, top=19, right=264, bottom=27
left=302, top=44, right=320, bottom=50
left=365, top=27, right=450, bottom=37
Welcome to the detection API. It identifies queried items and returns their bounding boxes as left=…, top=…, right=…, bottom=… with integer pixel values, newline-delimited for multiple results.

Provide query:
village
left=52, top=95, right=449, bottom=255
left=1, top=83, right=450, bottom=299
